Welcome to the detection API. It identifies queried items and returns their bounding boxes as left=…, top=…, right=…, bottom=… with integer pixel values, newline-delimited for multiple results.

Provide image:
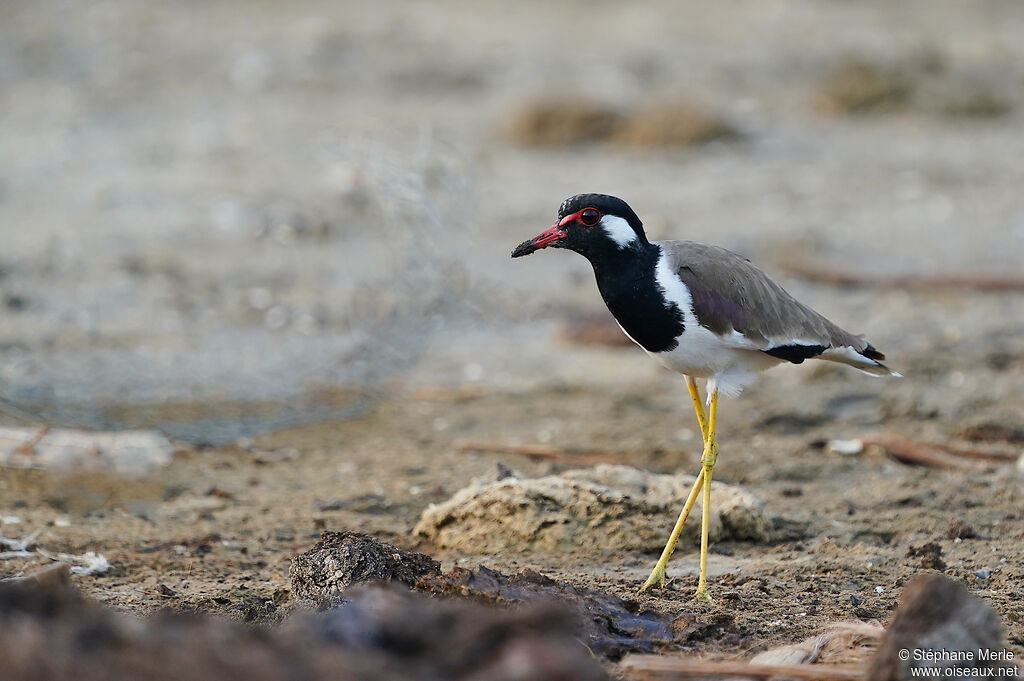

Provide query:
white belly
left=614, top=247, right=785, bottom=396
left=648, top=325, right=779, bottom=378
left=615, top=317, right=781, bottom=396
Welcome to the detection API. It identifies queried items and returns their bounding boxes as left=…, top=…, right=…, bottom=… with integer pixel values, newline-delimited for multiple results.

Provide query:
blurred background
left=3, top=1, right=1024, bottom=639
left=1, top=0, right=1023, bottom=441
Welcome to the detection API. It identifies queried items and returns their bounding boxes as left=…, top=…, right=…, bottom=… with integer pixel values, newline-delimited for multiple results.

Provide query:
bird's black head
left=511, top=193, right=649, bottom=260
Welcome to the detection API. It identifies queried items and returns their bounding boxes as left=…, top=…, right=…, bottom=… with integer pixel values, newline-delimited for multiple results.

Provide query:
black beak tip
left=511, top=240, right=537, bottom=258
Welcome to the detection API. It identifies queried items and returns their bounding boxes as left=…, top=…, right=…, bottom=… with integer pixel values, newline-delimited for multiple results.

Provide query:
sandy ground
left=2, top=0, right=1024, bottom=664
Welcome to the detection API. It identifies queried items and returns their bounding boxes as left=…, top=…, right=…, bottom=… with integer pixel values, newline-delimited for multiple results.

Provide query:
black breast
left=592, top=251, right=685, bottom=353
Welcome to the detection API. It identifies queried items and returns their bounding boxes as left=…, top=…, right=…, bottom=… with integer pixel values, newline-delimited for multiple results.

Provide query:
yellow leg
left=686, top=376, right=709, bottom=442
left=638, top=377, right=711, bottom=594
left=694, top=388, right=719, bottom=601
left=639, top=467, right=705, bottom=592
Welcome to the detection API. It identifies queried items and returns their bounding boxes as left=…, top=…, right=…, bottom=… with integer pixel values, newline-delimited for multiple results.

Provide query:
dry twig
left=859, top=433, right=1016, bottom=470
left=620, top=656, right=864, bottom=680
left=954, top=424, right=1024, bottom=445
left=781, top=261, right=1024, bottom=292
left=455, top=440, right=621, bottom=464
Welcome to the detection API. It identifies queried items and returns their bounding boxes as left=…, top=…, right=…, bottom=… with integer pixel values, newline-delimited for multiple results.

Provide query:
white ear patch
left=599, top=215, right=638, bottom=247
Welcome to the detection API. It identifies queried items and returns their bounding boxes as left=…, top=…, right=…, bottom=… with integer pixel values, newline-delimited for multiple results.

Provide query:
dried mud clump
left=905, top=542, right=946, bottom=571
left=945, top=517, right=977, bottom=540
left=294, top=583, right=608, bottom=681
left=815, top=59, right=915, bottom=115
left=501, top=99, right=737, bottom=147
left=501, top=100, right=624, bottom=146
left=816, top=53, right=1014, bottom=118
left=868, top=574, right=1011, bottom=681
left=290, top=531, right=440, bottom=602
left=0, top=578, right=606, bottom=681
left=414, top=464, right=776, bottom=553
left=611, top=103, right=738, bottom=147
left=0, top=581, right=349, bottom=681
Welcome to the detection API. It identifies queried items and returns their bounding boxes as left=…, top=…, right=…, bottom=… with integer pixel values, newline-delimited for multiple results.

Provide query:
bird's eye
left=580, top=208, right=601, bottom=226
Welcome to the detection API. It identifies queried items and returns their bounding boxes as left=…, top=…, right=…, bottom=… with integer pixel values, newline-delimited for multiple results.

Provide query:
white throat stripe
left=599, top=215, right=638, bottom=247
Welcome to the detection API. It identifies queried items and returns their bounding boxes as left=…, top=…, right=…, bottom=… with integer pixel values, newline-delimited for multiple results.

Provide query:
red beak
left=511, top=223, right=567, bottom=258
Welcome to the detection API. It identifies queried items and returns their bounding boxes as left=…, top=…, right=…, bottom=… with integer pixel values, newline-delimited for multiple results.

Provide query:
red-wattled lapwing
left=511, top=193, right=899, bottom=600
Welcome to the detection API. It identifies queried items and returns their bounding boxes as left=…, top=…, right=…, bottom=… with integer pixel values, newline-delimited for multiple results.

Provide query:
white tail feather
left=820, top=346, right=900, bottom=377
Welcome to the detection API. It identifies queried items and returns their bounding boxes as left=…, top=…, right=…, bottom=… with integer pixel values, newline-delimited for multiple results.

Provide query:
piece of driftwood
left=751, top=622, right=883, bottom=667
left=619, top=656, right=864, bottom=680
left=0, top=531, right=40, bottom=560
left=868, top=574, right=1015, bottom=681
left=0, top=426, right=174, bottom=476
left=781, top=262, right=1024, bottom=292
left=925, top=440, right=1019, bottom=462
left=621, top=623, right=881, bottom=680
left=856, top=434, right=1016, bottom=470
left=0, top=562, right=71, bottom=588
left=455, top=440, right=621, bottom=464
left=955, top=425, right=1024, bottom=445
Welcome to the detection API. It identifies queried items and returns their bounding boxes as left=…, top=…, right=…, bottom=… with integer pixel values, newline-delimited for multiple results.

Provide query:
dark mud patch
left=288, top=531, right=679, bottom=659
left=419, top=565, right=677, bottom=658
left=299, top=582, right=606, bottom=680
left=0, top=578, right=607, bottom=681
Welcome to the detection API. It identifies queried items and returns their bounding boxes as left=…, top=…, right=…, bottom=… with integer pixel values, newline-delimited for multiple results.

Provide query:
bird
left=511, top=193, right=898, bottom=600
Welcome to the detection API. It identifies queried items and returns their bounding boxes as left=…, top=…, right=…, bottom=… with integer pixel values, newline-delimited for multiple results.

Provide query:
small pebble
left=875, top=586, right=885, bottom=594
left=463, top=362, right=484, bottom=382
left=850, top=595, right=862, bottom=606
left=973, top=569, right=991, bottom=579
left=247, top=287, right=273, bottom=310
left=265, top=305, right=288, bottom=329
left=827, top=439, right=864, bottom=456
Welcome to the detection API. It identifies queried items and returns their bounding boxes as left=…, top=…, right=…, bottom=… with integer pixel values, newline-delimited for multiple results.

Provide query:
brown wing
left=661, top=241, right=872, bottom=357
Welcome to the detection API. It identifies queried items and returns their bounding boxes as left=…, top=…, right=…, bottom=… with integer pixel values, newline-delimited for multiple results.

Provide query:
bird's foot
left=693, top=586, right=714, bottom=603
left=638, top=565, right=667, bottom=594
